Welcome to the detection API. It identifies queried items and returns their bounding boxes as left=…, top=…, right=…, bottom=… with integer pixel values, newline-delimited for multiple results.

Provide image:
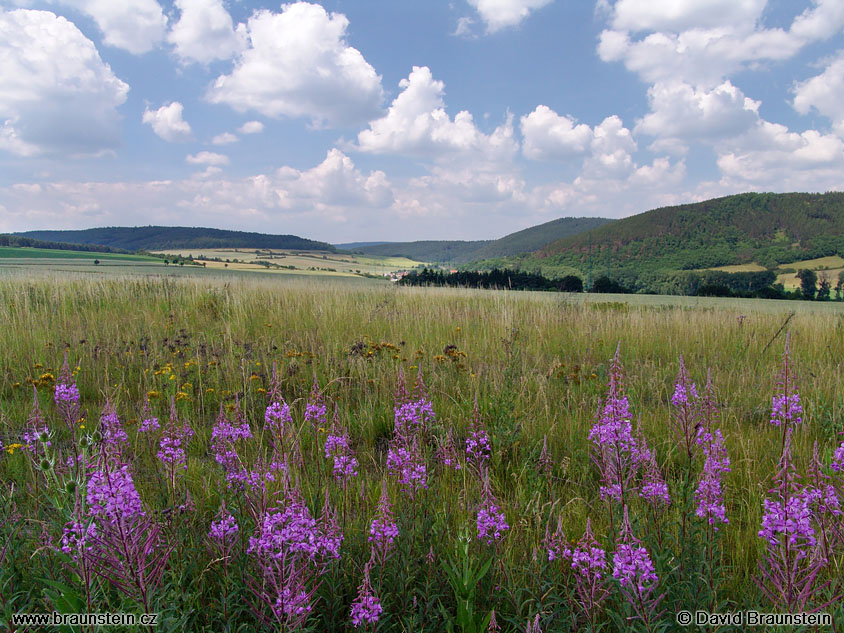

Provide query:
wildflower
left=157, top=397, right=193, bottom=471
left=350, top=560, right=382, bottom=627
left=571, top=519, right=607, bottom=581
left=59, top=520, right=97, bottom=560
left=324, top=419, right=358, bottom=483
left=832, top=441, right=844, bottom=472
left=589, top=345, right=640, bottom=502
left=612, top=507, right=663, bottom=625
left=248, top=487, right=319, bottom=560
left=100, top=401, right=128, bottom=451
left=369, top=481, right=399, bottom=560
left=436, top=427, right=462, bottom=471
left=316, top=492, right=343, bottom=560
left=386, top=436, right=427, bottom=494
left=544, top=516, right=571, bottom=562
left=466, top=395, right=491, bottom=466
left=695, top=426, right=730, bottom=527
left=209, top=511, right=239, bottom=544
left=87, top=463, right=145, bottom=524
left=304, top=378, right=327, bottom=430
left=477, top=475, right=508, bottom=545
left=770, top=333, right=802, bottom=428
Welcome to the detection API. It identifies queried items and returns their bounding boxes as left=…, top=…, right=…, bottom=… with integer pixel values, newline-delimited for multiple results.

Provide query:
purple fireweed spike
left=755, top=427, right=831, bottom=612
left=588, top=345, right=640, bottom=506
left=138, top=395, right=159, bottom=433
left=569, top=518, right=609, bottom=630
left=544, top=515, right=570, bottom=562
left=99, top=400, right=128, bottom=459
left=369, top=480, right=398, bottom=563
left=695, top=425, right=730, bottom=528
left=304, top=377, right=327, bottom=431
left=476, top=473, right=508, bottom=545
left=316, top=490, right=343, bottom=560
left=539, top=435, right=553, bottom=478
left=394, top=367, right=409, bottom=407
left=324, top=413, right=358, bottom=485
left=54, top=352, right=81, bottom=432
left=770, top=333, right=803, bottom=453
left=612, top=507, right=664, bottom=628
left=670, top=355, right=700, bottom=462
left=350, top=559, right=382, bottom=628
left=487, top=609, right=501, bottom=633
left=466, top=395, right=491, bottom=468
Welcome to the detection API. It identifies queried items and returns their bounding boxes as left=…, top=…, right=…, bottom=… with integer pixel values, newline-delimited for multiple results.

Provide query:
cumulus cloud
left=467, top=0, right=554, bottom=33
left=356, top=66, right=518, bottom=163
left=598, top=0, right=844, bottom=87
left=635, top=81, right=760, bottom=147
left=793, top=53, right=844, bottom=136
left=167, top=0, right=245, bottom=64
left=238, top=120, right=264, bottom=134
left=520, top=105, right=592, bottom=159
left=0, top=150, right=394, bottom=239
left=0, top=8, right=129, bottom=157
left=186, top=151, right=229, bottom=165
left=211, top=132, right=238, bottom=145
left=64, top=0, right=167, bottom=54
left=207, top=2, right=383, bottom=128
left=142, top=102, right=192, bottom=142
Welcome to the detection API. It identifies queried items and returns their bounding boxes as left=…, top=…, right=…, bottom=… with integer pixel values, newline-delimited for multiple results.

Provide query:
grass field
left=1, top=273, right=843, bottom=631
left=0, top=246, right=159, bottom=261
left=154, top=248, right=426, bottom=276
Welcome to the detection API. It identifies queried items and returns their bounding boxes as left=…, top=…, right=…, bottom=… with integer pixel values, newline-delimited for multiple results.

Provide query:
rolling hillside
left=350, top=216, right=611, bottom=263
left=16, top=226, right=336, bottom=253
left=536, top=192, right=844, bottom=272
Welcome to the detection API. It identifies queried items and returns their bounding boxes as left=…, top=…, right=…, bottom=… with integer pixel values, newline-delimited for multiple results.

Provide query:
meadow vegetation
left=1, top=273, right=843, bottom=631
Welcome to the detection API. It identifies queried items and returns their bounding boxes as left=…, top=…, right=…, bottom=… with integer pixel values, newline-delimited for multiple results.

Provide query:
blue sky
left=1, top=0, right=844, bottom=243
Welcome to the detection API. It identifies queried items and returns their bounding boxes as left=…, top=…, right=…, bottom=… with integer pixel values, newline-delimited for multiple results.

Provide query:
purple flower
left=87, top=464, right=144, bottom=524
left=59, top=520, right=97, bottom=559
left=544, top=516, right=571, bottom=562
left=100, top=402, right=128, bottom=449
left=832, top=441, right=844, bottom=473
left=369, top=481, right=399, bottom=560
left=351, top=561, right=382, bottom=627
left=612, top=509, right=658, bottom=598
left=325, top=426, right=358, bottom=483
left=157, top=398, right=193, bottom=470
left=477, top=478, right=508, bottom=545
left=695, top=427, right=730, bottom=528
left=265, top=400, right=292, bottom=436
left=770, top=333, right=802, bottom=428
left=138, top=416, right=159, bottom=433
left=466, top=427, right=491, bottom=466
left=386, top=438, right=427, bottom=494
left=209, top=512, right=239, bottom=543
left=211, top=403, right=251, bottom=475
left=316, top=493, right=343, bottom=560
left=248, top=488, right=319, bottom=560
left=275, top=586, right=312, bottom=618
left=54, top=382, right=80, bottom=404
left=304, top=379, right=327, bottom=429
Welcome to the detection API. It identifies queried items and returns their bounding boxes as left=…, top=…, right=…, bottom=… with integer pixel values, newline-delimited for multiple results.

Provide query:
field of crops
left=1, top=273, right=843, bottom=632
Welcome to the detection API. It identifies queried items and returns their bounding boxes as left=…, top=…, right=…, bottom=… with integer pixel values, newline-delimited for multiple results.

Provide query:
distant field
left=776, top=255, right=844, bottom=271
left=0, top=246, right=158, bottom=261
left=154, top=248, right=426, bottom=275
left=706, top=263, right=767, bottom=272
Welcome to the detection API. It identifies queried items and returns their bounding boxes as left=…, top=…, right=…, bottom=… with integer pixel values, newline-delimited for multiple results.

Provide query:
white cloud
left=793, top=53, right=844, bottom=136
left=520, top=105, right=592, bottom=159
left=584, top=115, right=637, bottom=178
left=207, top=2, right=383, bottom=128
left=186, top=151, right=229, bottom=165
left=0, top=150, right=394, bottom=239
left=715, top=121, right=844, bottom=190
left=167, top=0, right=246, bottom=64
left=0, top=8, right=129, bottom=157
left=211, top=132, right=238, bottom=145
left=64, top=0, right=167, bottom=54
left=356, top=66, right=518, bottom=163
left=598, top=0, right=844, bottom=88
left=238, top=120, right=264, bottom=134
left=142, top=102, right=192, bottom=142
left=609, top=0, right=765, bottom=33
left=467, top=0, right=553, bottom=33
left=635, top=80, right=760, bottom=144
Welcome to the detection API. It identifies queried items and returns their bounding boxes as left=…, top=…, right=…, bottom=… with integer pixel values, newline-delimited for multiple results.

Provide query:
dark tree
left=817, top=273, right=831, bottom=301
left=796, top=269, right=817, bottom=300
left=93, top=259, right=100, bottom=265
left=557, top=275, right=583, bottom=292
left=836, top=271, right=844, bottom=301
left=591, top=276, right=629, bottom=294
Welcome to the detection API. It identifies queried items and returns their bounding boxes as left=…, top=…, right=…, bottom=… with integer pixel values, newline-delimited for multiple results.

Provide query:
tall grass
left=1, top=273, right=842, bottom=631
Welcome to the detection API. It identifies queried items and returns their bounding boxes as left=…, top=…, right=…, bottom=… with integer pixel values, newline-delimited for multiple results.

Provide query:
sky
left=1, top=0, right=844, bottom=243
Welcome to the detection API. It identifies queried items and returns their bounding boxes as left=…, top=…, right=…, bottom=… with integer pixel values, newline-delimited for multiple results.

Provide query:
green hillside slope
left=17, top=226, right=336, bottom=252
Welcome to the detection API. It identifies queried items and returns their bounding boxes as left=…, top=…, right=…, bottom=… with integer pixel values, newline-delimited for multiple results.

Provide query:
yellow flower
left=12, top=382, right=20, bottom=388
left=34, top=363, right=43, bottom=369
left=206, top=388, right=215, bottom=394
left=80, top=424, right=85, bottom=429
left=6, top=443, right=23, bottom=455
left=169, top=374, right=176, bottom=381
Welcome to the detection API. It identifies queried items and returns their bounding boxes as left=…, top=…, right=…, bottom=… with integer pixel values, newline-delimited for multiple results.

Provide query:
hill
left=351, top=216, right=611, bottom=263
left=16, top=226, right=336, bottom=253
left=0, top=233, right=134, bottom=255
left=538, top=192, right=844, bottom=269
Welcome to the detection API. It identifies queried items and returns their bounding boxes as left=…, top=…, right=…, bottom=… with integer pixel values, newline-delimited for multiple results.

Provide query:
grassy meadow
left=1, top=272, right=843, bottom=631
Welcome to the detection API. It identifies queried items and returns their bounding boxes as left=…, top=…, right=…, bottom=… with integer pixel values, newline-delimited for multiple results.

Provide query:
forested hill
left=16, top=226, right=336, bottom=252
left=537, top=192, right=844, bottom=270
left=350, top=216, right=611, bottom=263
